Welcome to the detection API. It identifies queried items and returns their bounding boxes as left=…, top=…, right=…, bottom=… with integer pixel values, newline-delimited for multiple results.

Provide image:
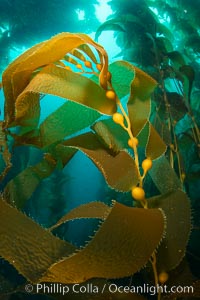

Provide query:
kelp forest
left=0, top=0, right=200, bottom=299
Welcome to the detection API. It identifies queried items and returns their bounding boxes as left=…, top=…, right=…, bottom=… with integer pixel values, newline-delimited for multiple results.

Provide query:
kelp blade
left=49, top=202, right=111, bottom=231
left=0, top=195, right=75, bottom=283
left=62, top=132, right=138, bottom=191
left=2, top=32, right=110, bottom=128
left=41, top=202, right=165, bottom=283
left=0, top=197, right=165, bottom=284
left=128, top=67, right=157, bottom=136
left=14, top=64, right=116, bottom=127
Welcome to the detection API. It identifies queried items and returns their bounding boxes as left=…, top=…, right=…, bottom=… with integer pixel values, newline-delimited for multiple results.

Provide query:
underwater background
left=0, top=0, right=200, bottom=299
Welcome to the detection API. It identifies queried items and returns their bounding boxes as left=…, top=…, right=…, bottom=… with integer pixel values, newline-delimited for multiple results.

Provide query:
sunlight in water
left=75, top=9, right=85, bottom=21
left=95, top=0, right=112, bottom=23
left=149, top=6, right=171, bottom=24
left=93, top=0, right=122, bottom=61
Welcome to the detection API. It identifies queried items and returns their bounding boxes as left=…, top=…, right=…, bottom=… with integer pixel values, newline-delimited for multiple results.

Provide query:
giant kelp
left=96, top=0, right=200, bottom=296
left=0, top=33, right=195, bottom=299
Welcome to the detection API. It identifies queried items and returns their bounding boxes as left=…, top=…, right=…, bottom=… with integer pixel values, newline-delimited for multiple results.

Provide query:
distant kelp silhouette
left=0, top=33, right=194, bottom=299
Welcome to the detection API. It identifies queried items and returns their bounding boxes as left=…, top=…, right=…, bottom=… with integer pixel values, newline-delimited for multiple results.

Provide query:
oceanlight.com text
left=25, top=283, right=194, bottom=296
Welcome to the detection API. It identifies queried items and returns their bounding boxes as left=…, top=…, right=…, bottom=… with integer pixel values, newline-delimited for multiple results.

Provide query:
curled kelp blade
left=78, top=44, right=98, bottom=64
left=14, top=64, right=115, bottom=128
left=92, top=118, right=129, bottom=154
left=2, top=32, right=110, bottom=128
left=148, top=189, right=191, bottom=272
left=0, top=196, right=165, bottom=284
left=49, top=202, right=111, bottom=231
left=40, top=201, right=165, bottom=284
left=2, top=41, right=45, bottom=127
left=62, top=132, right=138, bottom=191
left=76, top=33, right=109, bottom=90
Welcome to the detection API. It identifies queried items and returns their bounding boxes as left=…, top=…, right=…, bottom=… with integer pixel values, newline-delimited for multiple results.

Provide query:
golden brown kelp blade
left=2, top=32, right=112, bottom=128
left=145, top=122, right=167, bottom=159
left=0, top=196, right=165, bottom=284
left=2, top=41, right=46, bottom=127
left=0, top=195, right=75, bottom=283
left=40, top=201, right=165, bottom=284
left=134, top=121, right=167, bottom=160
left=49, top=201, right=111, bottom=231
left=92, top=118, right=129, bottom=153
left=62, top=132, right=138, bottom=191
left=14, top=64, right=115, bottom=127
left=78, top=44, right=98, bottom=64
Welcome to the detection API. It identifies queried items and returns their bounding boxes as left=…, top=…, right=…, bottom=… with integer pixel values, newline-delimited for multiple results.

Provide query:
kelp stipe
left=0, top=33, right=193, bottom=299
